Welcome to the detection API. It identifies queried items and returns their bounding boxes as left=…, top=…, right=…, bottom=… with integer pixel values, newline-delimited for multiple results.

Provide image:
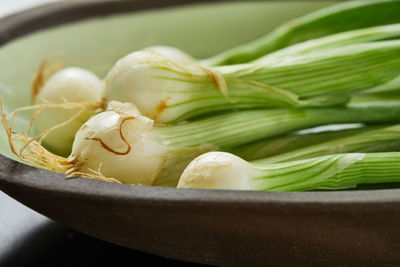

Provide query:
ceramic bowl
left=1, top=1, right=400, bottom=265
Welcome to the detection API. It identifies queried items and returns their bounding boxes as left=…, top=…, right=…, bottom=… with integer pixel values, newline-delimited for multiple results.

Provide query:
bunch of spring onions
left=4, top=0, right=400, bottom=191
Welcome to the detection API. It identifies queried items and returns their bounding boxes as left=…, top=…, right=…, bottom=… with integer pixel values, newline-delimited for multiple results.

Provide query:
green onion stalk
left=230, top=124, right=371, bottom=161
left=104, top=41, right=400, bottom=124
left=251, top=124, right=400, bottom=164
left=360, top=140, right=400, bottom=153
left=205, top=0, right=400, bottom=65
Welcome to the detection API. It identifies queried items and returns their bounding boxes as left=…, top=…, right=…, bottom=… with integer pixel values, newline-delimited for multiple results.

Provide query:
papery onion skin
left=70, top=101, right=168, bottom=185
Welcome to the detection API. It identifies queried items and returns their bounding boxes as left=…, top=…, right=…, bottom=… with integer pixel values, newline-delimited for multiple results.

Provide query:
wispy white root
left=0, top=99, right=120, bottom=183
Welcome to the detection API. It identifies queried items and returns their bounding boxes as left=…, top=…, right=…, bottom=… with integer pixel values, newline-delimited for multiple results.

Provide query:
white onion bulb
left=34, top=67, right=103, bottom=155
left=177, top=152, right=254, bottom=190
left=70, top=101, right=168, bottom=185
left=104, top=50, right=201, bottom=123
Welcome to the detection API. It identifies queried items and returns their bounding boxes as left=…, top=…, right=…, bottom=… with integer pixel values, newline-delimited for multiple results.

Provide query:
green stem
left=359, top=140, right=400, bottom=153
left=239, top=41, right=400, bottom=98
left=155, top=101, right=400, bottom=150
left=230, top=124, right=370, bottom=161
left=205, top=0, right=400, bottom=65
left=255, top=24, right=400, bottom=65
left=253, top=124, right=400, bottom=164
left=252, top=152, right=400, bottom=191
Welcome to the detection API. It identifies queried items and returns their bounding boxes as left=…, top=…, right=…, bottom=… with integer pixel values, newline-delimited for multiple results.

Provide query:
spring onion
left=105, top=41, right=400, bottom=124
left=177, top=151, right=400, bottom=191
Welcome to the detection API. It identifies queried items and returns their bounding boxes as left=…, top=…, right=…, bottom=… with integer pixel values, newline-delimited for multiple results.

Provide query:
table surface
left=0, top=1, right=205, bottom=266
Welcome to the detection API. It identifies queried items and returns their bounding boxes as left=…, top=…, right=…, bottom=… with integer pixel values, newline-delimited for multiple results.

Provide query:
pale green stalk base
left=238, top=41, right=400, bottom=99
left=360, top=140, right=400, bottom=153
left=156, top=102, right=400, bottom=150
left=253, top=124, right=400, bottom=164
left=252, top=152, right=400, bottom=191
left=230, top=124, right=368, bottom=161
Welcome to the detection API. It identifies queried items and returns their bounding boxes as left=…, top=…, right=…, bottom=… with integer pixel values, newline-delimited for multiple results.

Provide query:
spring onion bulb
left=68, top=101, right=170, bottom=185
left=33, top=67, right=104, bottom=156
left=178, top=151, right=400, bottom=191
left=105, top=41, right=400, bottom=124
left=205, top=0, right=400, bottom=65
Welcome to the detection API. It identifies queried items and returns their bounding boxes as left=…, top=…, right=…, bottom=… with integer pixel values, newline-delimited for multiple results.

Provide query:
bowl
left=1, top=0, right=400, bottom=265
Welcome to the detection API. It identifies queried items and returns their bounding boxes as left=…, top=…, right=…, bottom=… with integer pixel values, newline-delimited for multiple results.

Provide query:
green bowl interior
left=0, top=1, right=336, bottom=161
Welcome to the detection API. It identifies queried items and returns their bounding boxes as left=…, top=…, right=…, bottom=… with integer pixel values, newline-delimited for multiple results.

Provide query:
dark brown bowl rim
left=1, top=0, right=398, bottom=210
